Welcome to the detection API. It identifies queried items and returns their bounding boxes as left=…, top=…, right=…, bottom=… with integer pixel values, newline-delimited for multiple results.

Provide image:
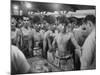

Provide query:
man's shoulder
left=11, top=45, right=19, bottom=50
left=11, top=45, right=20, bottom=57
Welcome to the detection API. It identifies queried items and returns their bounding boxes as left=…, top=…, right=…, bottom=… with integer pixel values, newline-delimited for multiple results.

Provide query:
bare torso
left=55, top=32, right=72, bottom=56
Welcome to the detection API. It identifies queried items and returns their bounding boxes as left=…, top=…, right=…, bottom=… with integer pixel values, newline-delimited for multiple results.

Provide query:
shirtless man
left=11, top=16, right=20, bottom=47
left=39, top=28, right=45, bottom=49
left=43, top=25, right=54, bottom=59
left=52, top=23, right=81, bottom=70
left=20, top=16, right=33, bottom=57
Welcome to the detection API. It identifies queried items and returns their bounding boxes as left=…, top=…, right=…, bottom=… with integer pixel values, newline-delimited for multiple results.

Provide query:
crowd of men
left=11, top=14, right=96, bottom=74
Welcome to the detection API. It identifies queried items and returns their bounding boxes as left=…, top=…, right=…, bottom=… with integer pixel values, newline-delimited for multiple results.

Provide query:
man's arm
left=52, top=37, right=57, bottom=51
left=47, top=38, right=52, bottom=51
left=43, top=36, right=47, bottom=58
left=70, top=33, right=80, bottom=49
left=70, top=33, right=82, bottom=57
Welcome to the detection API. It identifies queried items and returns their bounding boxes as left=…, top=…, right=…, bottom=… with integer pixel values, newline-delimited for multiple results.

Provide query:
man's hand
left=75, top=47, right=82, bottom=57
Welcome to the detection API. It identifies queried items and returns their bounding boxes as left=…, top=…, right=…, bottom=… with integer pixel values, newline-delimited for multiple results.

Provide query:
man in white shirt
left=11, top=45, right=34, bottom=74
left=80, top=15, right=96, bottom=70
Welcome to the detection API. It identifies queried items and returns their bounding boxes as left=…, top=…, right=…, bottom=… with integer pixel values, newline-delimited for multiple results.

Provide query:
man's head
left=23, top=16, right=30, bottom=27
left=83, top=15, right=96, bottom=31
left=57, top=23, right=64, bottom=33
left=69, top=17, right=77, bottom=26
left=64, top=18, right=71, bottom=33
left=17, top=17, right=23, bottom=28
left=11, top=17, right=17, bottom=30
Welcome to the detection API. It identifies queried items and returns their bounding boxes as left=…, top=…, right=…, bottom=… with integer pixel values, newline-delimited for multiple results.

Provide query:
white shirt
left=73, top=26, right=90, bottom=46
left=80, top=29, right=96, bottom=70
left=11, top=45, right=30, bottom=74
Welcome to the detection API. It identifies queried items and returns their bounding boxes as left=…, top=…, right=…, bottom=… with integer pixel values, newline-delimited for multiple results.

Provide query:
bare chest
left=56, top=33, right=71, bottom=45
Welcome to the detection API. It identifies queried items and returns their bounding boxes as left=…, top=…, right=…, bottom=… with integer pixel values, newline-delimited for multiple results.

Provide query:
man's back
left=11, top=45, right=30, bottom=74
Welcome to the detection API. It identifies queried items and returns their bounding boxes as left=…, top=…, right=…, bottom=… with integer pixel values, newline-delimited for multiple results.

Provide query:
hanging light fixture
left=13, top=5, right=19, bottom=10
left=25, top=2, right=32, bottom=9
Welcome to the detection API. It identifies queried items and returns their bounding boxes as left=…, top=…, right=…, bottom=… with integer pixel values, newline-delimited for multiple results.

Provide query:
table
left=27, top=56, right=61, bottom=73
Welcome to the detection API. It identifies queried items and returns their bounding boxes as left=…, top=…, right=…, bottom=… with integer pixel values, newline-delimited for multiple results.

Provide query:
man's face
left=67, top=23, right=73, bottom=31
left=18, top=19, right=23, bottom=28
left=58, top=24, right=64, bottom=32
left=72, top=22, right=77, bottom=26
left=11, top=18, right=16, bottom=30
left=23, top=17, right=30, bottom=26
left=83, top=21, right=93, bottom=31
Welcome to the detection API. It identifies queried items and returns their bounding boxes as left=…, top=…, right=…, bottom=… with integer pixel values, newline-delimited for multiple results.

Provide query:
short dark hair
left=83, top=15, right=96, bottom=24
left=22, top=15, right=31, bottom=20
left=69, top=17, right=78, bottom=24
left=57, top=16, right=70, bottom=26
